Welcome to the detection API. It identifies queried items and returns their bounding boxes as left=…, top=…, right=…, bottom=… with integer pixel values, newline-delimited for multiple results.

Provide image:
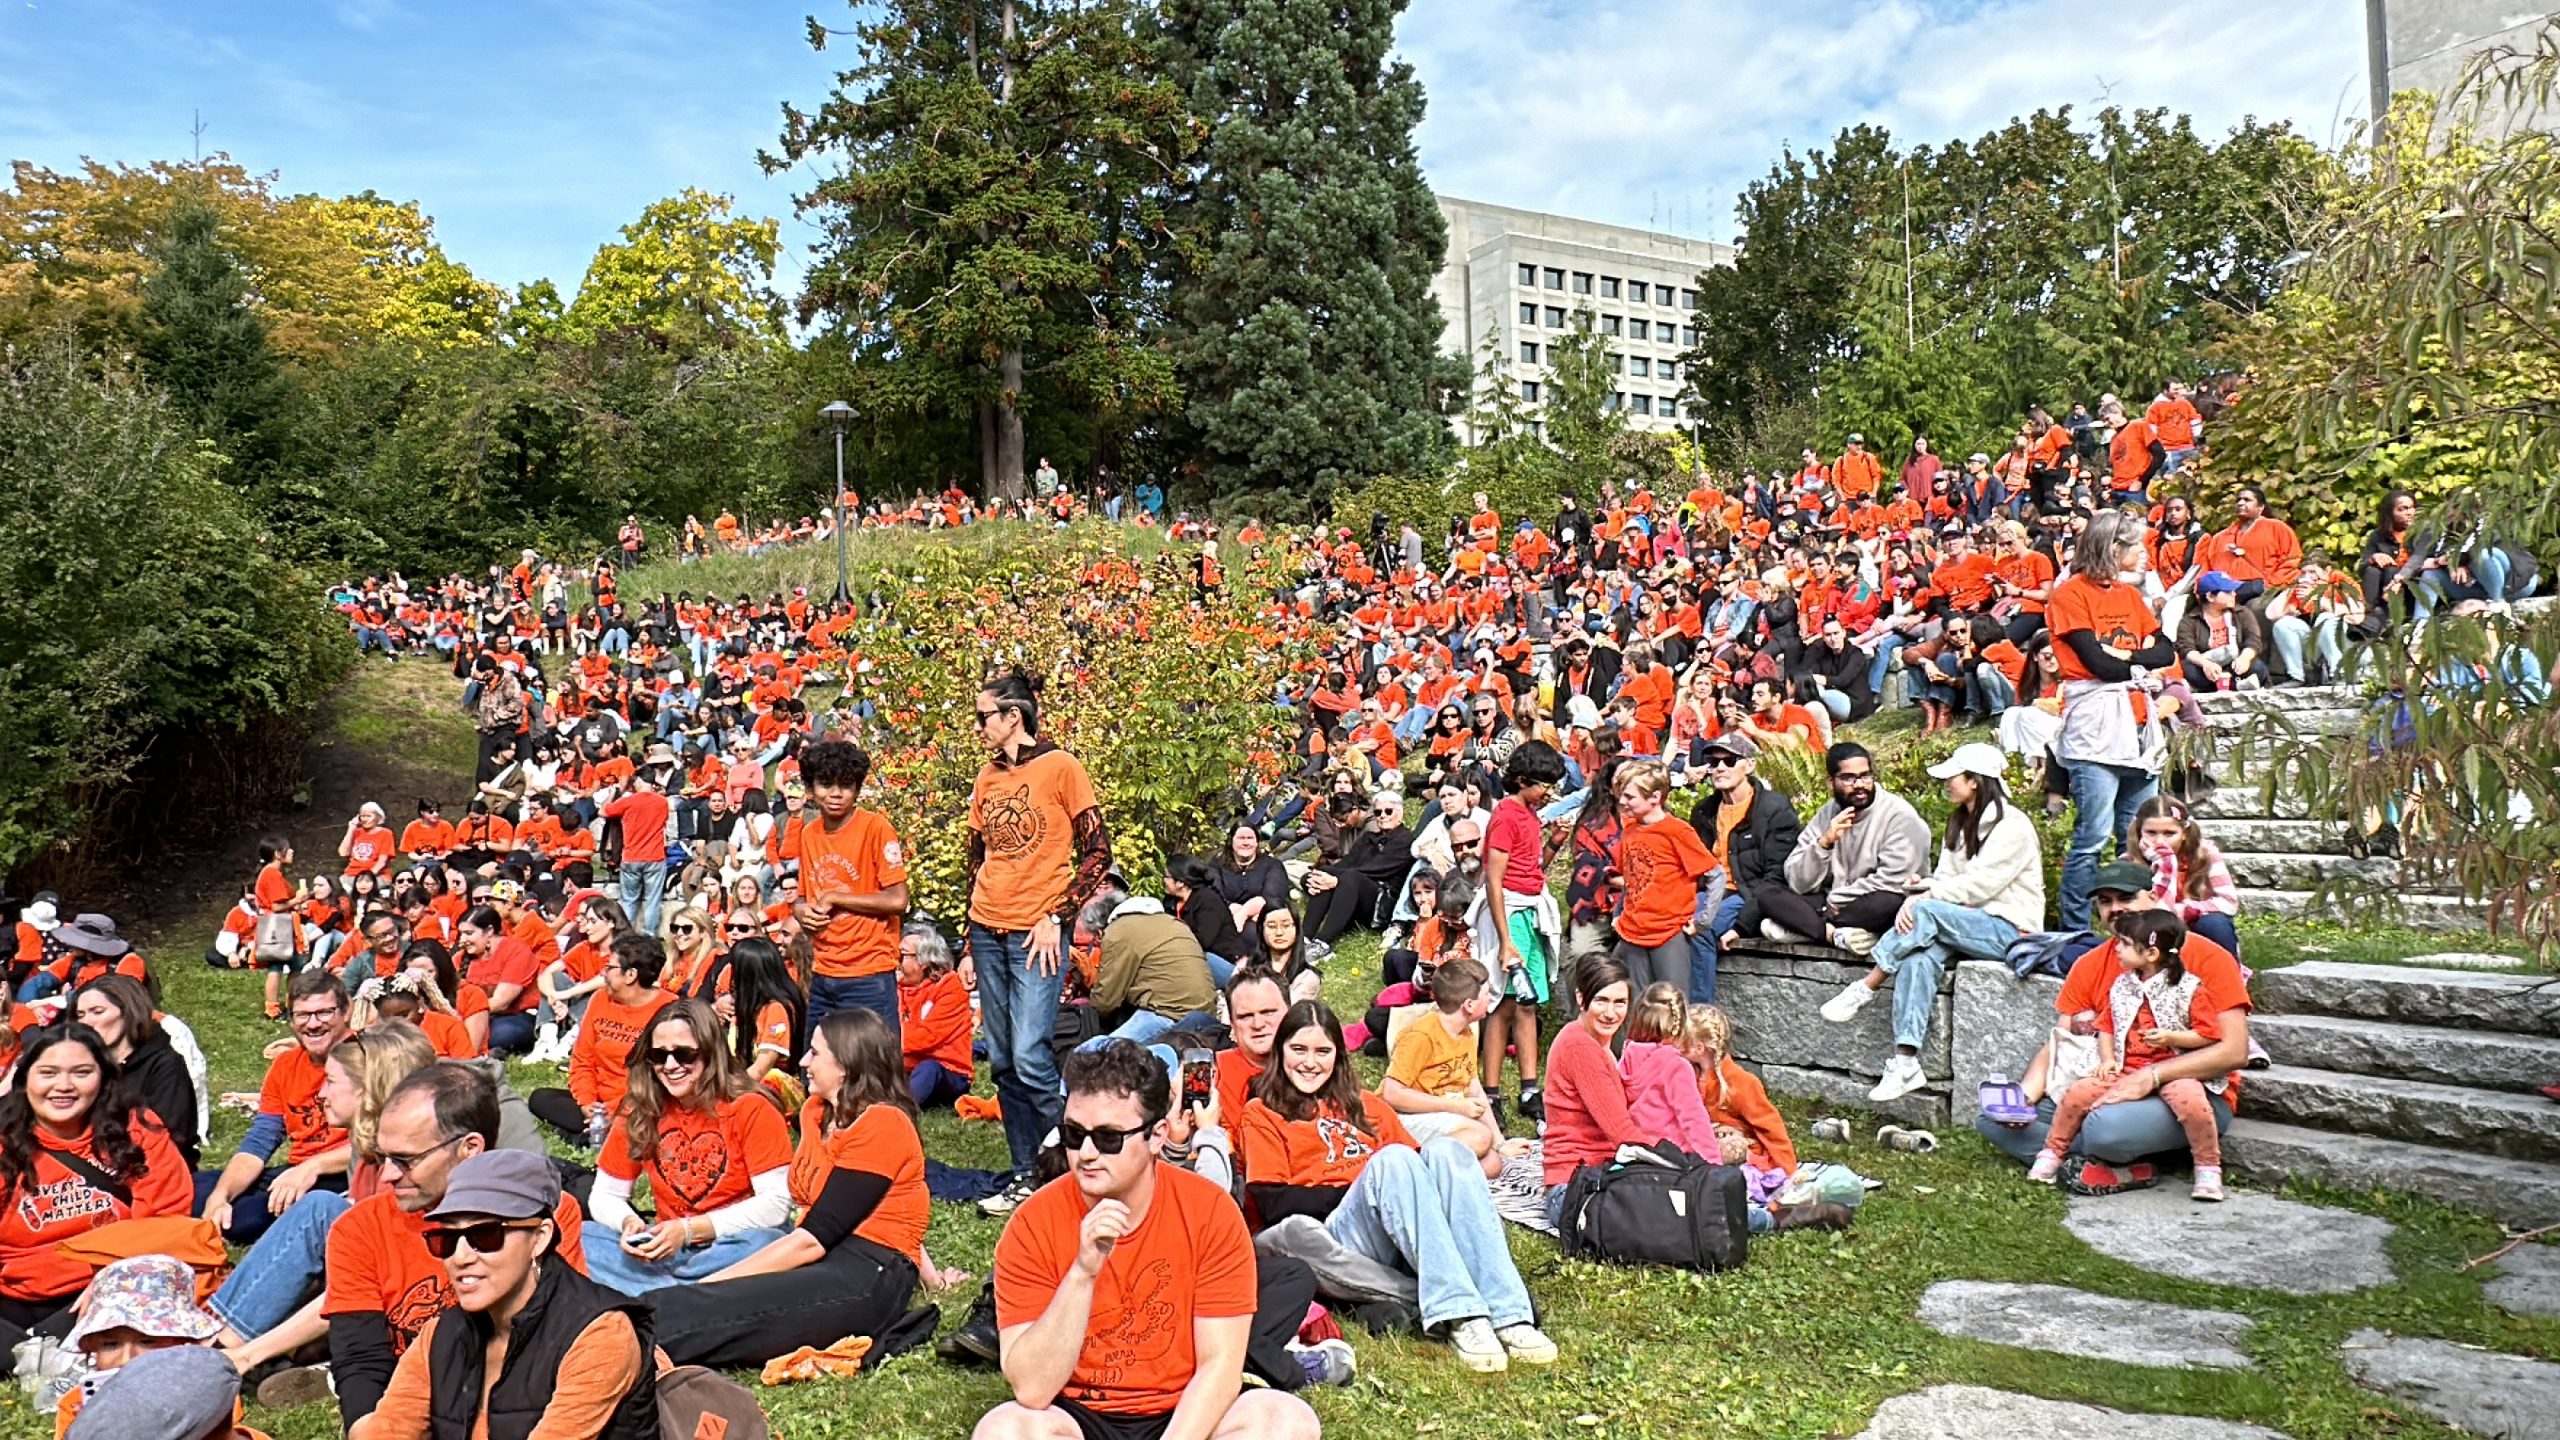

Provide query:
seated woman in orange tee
left=0, top=1024, right=194, bottom=1358
left=581, top=999, right=792, bottom=1295
left=646, top=1009, right=932, bottom=1367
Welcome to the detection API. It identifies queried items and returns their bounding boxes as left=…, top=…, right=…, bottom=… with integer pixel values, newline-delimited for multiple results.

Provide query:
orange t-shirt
left=968, top=747, right=1101, bottom=931
left=343, top=826, right=397, bottom=876
left=783, top=808, right=908, bottom=978
left=1620, top=666, right=1675, bottom=733
left=323, top=1189, right=589, bottom=1352
left=1236, top=1093, right=1417, bottom=1191
left=415, top=1010, right=477, bottom=1060
left=2045, top=575, right=2161, bottom=684
left=787, top=1099, right=928, bottom=1261
left=0, top=1120, right=192, bottom=1300
left=1214, top=1047, right=1265, bottom=1123
left=262, top=1045, right=350, bottom=1165
left=568, top=989, right=668, bottom=1110
left=398, top=819, right=456, bottom=857
left=992, top=1165, right=1258, bottom=1417
left=1616, top=814, right=1716, bottom=947
left=254, top=862, right=295, bottom=917
left=899, top=973, right=975, bottom=1076
left=598, top=1092, right=791, bottom=1221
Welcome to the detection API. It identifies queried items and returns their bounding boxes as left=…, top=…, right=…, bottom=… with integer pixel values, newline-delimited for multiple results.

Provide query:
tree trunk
left=978, top=395, right=1000, bottom=498
left=994, top=343, right=1026, bottom=501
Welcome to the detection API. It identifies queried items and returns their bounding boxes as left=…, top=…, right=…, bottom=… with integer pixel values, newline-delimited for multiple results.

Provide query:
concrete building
left=2372, top=1, right=2559, bottom=119
left=1431, top=195, right=1735, bottom=444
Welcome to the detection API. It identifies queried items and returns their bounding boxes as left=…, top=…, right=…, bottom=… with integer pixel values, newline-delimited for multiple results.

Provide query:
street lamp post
left=820, top=400, right=856, bottom=606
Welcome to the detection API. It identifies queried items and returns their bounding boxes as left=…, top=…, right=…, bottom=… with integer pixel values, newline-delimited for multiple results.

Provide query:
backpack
left=656, top=1364, right=771, bottom=1440
left=1556, top=1142, right=1751, bottom=1272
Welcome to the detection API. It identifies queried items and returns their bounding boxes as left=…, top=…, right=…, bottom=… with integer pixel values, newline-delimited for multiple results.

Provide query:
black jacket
left=121, top=1038, right=200, bottom=1169
left=1211, top=854, right=1293, bottom=929
left=1177, top=888, right=1251, bottom=967
left=425, top=1254, right=656, bottom=1440
left=1690, top=780, right=1804, bottom=934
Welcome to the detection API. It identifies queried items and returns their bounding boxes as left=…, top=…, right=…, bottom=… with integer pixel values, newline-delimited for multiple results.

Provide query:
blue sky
left=3, top=0, right=2371, bottom=294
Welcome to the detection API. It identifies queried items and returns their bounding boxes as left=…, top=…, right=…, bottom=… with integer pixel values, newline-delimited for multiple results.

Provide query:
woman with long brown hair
left=648, top=1008, right=932, bottom=1367
left=581, top=999, right=792, bottom=1294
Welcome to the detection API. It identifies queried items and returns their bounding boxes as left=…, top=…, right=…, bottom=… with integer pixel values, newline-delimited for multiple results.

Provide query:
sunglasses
left=649, top=1045, right=704, bottom=1069
left=423, top=1219, right=544, bottom=1260
left=974, top=706, right=1010, bottom=725
left=1059, top=1120, right=1152, bottom=1156
left=670, top=924, right=702, bottom=935
left=1706, top=756, right=1746, bottom=769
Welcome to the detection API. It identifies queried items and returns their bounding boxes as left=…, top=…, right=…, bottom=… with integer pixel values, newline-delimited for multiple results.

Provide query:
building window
left=1544, top=305, right=1565, bottom=328
left=1610, top=353, right=1624, bottom=372
left=1520, top=381, right=1541, bottom=404
left=1628, top=319, right=1649, bottom=340
left=1629, top=357, right=1650, bottom=378
left=1543, top=267, right=1564, bottom=289
left=1681, top=288, right=1700, bottom=309
left=1519, top=302, right=1538, bottom=324
left=1631, top=280, right=1651, bottom=303
left=1681, top=325, right=1698, bottom=345
left=1600, top=314, right=1622, bottom=336
left=1600, top=276, right=1620, bottom=299
left=1520, top=341, right=1539, bottom=365
left=1518, top=263, right=1537, bottom=286
left=1572, top=271, right=1593, bottom=294
left=1608, top=391, right=1625, bottom=412
left=1631, top=395, right=1652, bottom=416
left=1659, top=360, right=1678, bottom=381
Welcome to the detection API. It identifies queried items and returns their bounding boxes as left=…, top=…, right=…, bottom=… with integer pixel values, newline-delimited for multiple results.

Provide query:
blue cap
left=2197, top=570, right=2242, bottom=595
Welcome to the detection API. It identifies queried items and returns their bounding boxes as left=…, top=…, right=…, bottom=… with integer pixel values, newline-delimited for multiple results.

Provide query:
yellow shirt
left=1386, top=1013, right=1479, bottom=1097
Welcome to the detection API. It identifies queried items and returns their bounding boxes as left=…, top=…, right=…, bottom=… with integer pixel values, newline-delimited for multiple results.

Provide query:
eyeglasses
left=423, top=1219, right=544, bottom=1260
left=649, top=1045, right=704, bottom=1069
left=1835, top=771, right=1876, bottom=785
left=380, top=1132, right=468, bottom=1175
left=670, top=924, right=702, bottom=935
left=291, top=1007, right=344, bottom=1025
left=1059, top=1120, right=1152, bottom=1156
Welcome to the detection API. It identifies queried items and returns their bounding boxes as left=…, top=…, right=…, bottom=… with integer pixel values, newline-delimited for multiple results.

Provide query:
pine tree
left=138, top=197, right=287, bottom=463
left=1159, top=0, right=1450, bottom=503
left=1543, top=308, right=1621, bottom=496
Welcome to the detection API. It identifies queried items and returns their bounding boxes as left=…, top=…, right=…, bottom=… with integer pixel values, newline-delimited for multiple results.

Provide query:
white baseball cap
left=1925, top=742, right=2009, bottom=781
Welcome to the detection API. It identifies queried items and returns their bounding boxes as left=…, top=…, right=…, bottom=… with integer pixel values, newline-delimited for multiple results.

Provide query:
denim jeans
left=1327, top=1139, right=1533, bottom=1331
left=579, top=1223, right=792, bottom=1296
left=207, top=1189, right=350, bottom=1338
left=1865, top=635, right=1907, bottom=696
left=908, top=1059, right=972, bottom=1109
left=2059, top=761, right=2157, bottom=930
left=1815, top=688, right=1852, bottom=722
left=487, top=1010, right=538, bottom=1057
left=1080, top=1008, right=1217, bottom=1050
left=618, top=861, right=668, bottom=936
left=1691, top=894, right=1745, bottom=1005
left=1968, top=665, right=2016, bottom=718
left=808, top=972, right=900, bottom=1046
left=192, top=1167, right=346, bottom=1247
left=969, top=924, right=1065, bottom=1176
left=1974, top=1093, right=2232, bottom=1166
left=2268, top=614, right=2346, bottom=682
left=1865, top=901, right=2021, bottom=1051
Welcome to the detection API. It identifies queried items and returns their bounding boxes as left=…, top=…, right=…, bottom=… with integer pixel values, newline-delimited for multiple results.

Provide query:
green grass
left=324, top=660, right=481, bottom=780
left=612, top=520, right=1178, bottom=605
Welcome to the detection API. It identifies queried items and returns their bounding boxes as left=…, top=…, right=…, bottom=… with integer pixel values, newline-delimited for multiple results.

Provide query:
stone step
left=2201, top=705, right=2363, bottom=737
left=2193, top=683, right=2361, bottom=713
left=2254, top=960, right=2560, bottom=1036
left=2195, top=818, right=2359, bottom=853
left=2236, top=886, right=2485, bottom=930
left=2218, top=850, right=2399, bottom=888
left=2223, top=1116, right=2560, bottom=1230
left=2252, top=1013, right=2560, bottom=1093
left=2242, top=1064, right=2560, bottom=1163
left=2193, top=785, right=2314, bottom=821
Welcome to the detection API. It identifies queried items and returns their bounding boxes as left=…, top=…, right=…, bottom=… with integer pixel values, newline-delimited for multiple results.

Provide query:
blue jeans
left=1815, top=688, right=1852, bottom=722
left=1968, top=665, right=2016, bottom=718
left=1975, top=1093, right=2232, bottom=1166
left=580, top=1223, right=791, bottom=1296
left=2059, top=761, right=2157, bottom=930
left=2189, top=911, right=2241, bottom=959
left=808, top=972, right=900, bottom=1047
left=908, top=1059, right=971, bottom=1110
left=1865, top=901, right=2021, bottom=1051
left=487, top=1010, right=538, bottom=1057
left=1865, top=636, right=1907, bottom=696
left=1081, top=1009, right=1220, bottom=1051
left=1328, top=1139, right=1533, bottom=1331
left=969, top=924, right=1065, bottom=1176
left=618, top=861, right=668, bottom=936
left=2269, top=614, right=2345, bottom=682
left=1203, top=951, right=1236, bottom=988
left=208, top=1189, right=349, bottom=1337
left=1691, top=894, right=1745, bottom=1005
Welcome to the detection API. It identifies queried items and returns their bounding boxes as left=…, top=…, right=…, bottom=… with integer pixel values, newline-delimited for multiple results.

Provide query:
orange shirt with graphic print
left=262, top=1045, right=350, bottom=1165
left=967, top=746, right=1100, bottom=932
left=323, top=1189, right=588, bottom=1352
left=597, top=1092, right=790, bottom=1221
left=781, top=808, right=907, bottom=978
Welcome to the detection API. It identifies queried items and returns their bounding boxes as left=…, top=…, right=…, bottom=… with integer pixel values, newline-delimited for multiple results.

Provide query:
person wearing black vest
left=350, top=1150, right=656, bottom=1440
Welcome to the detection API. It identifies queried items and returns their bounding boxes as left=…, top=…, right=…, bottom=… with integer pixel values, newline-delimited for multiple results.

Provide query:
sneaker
left=2062, top=1157, right=2158, bottom=1196
left=2027, top=1151, right=2062, bottom=1184
left=1516, top=1084, right=1544, bottom=1124
left=1448, top=1317, right=1508, bottom=1373
left=1869, top=1055, right=1929, bottom=1102
left=2191, top=1165, right=2225, bottom=1203
left=255, top=1363, right=334, bottom=1410
left=1288, top=1337, right=1357, bottom=1387
left=1831, top=926, right=1880, bottom=957
left=1820, top=981, right=1877, bottom=1024
left=532, top=1024, right=560, bottom=1062
left=1761, top=919, right=1810, bottom=943
left=977, top=1175, right=1036, bottom=1216
left=1495, top=1322, right=1558, bottom=1365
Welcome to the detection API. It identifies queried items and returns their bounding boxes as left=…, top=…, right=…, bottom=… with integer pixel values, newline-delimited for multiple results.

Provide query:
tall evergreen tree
left=1158, top=0, right=1450, bottom=502
left=1543, top=308, right=1621, bottom=497
left=137, top=196, right=287, bottom=463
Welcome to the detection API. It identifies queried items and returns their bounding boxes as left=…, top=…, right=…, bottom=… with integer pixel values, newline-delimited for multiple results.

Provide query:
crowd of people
left=2, top=381, right=2539, bottom=1439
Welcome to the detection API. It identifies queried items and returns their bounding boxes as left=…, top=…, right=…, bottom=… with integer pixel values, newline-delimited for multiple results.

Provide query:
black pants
left=647, top=1235, right=919, bottom=1369
left=1306, top=869, right=1380, bottom=943
left=527, top=1087, right=589, bottom=1142
left=1754, top=884, right=1909, bottom=943
left=0, top=1291, right=76, bottom=1364
left=1248, top=1252, right=1317, bottom=1391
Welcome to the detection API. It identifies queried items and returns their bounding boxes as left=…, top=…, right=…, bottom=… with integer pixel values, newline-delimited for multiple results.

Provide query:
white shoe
left=532, top=1024, right=560, bottom=1063
left=1820, top=981, right=1877, bottom=1024
left=1831, top=927, right=1880, bottom=957
left=1762, top=919, right=1809, bottom=943
left=1870, top=1054, right=1930, bottom=1102
left=2027, top=1151, right=2061, bottom=1185
left=1497, top=1322, right=1558, bottom=1365
left=1449, top=1317, right=1508, bottom=1373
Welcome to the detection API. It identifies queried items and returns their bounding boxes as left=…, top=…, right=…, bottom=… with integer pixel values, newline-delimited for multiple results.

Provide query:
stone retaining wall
left=1721, top=939, right=2061, bottom=1130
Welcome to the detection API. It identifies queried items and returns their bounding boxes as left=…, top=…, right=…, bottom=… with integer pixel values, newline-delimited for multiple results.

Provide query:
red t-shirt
left=466, top=938, right=543, bottom=1012
left=598, top=1092, right=791, bottom=1221
left=0, top=1120, right=191, bottom=1300
left=1483, top=796, right=1545, bottom=897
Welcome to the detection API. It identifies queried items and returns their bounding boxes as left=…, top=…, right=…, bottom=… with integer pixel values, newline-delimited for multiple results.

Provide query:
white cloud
left=1399, top=0, right=2370, bottom=243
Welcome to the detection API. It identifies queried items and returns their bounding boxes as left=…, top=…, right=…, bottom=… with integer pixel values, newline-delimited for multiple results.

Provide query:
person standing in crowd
left=968, top=671, right=1111, bottom=1217
left=2048, top=511, right=2177, bottom=929
left=599, top=764, right=672, bottom=935
left=784, top=739, right=910, bottom=1034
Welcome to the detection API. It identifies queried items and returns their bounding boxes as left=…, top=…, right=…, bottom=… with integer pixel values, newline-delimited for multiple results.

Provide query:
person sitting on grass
left=199, top=971, right=354, bottom=1245
left=1238, top=1001, right=1556, bottom=1375
left=899, top=922, right=976, bottom=1111
left=1623, top=986, right=1845, bottom=1234
left=1817, top=742, right=2044, bottom=1103
left=53, top=1257, right=259, bottom=1440
left=975, top=1042, right=1320, bottom=1440
left=1380, top=955, right=1524, bottom=1179
left=527, top=933, right=668, bottom=1145
left=1682, top=1003, right=1796, bottom=1176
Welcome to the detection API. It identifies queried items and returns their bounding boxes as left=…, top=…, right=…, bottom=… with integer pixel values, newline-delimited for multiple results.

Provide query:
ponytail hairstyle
left=2130, top=796, right=2213, bottom=902
left=1947, top=770, right=2012, bottom=860
left=2111, top=908, right=2188, bottom=986
left=982, top=668, right=1044, bottom=736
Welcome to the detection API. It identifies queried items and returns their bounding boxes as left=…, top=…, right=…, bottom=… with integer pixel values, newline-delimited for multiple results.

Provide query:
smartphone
left=1180, top=1049, right=1215, bottom=1111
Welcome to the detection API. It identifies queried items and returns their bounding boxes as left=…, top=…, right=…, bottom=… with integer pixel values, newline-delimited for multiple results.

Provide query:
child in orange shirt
left=1610, top=761, right=1717, bottom=1000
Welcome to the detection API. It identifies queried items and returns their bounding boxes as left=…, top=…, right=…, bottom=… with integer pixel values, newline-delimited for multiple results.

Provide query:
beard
left=1835, top=787, right=1876, bottom=812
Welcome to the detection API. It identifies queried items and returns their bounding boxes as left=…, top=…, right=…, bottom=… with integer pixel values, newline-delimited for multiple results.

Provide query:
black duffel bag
left=1556, top=1141, right=1751, bottom=1272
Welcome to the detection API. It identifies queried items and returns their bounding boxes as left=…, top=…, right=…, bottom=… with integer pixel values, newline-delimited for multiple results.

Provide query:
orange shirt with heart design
left=597, top=1091, right=790, bottom=1220
left=787, top=1097, right=928, bottom=1261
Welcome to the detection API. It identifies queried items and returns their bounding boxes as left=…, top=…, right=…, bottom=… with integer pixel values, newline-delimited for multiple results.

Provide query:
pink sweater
left=1621, top=1041, right=1719, bottom=1158
left=1542, top=1020, right=1652, bottom=1187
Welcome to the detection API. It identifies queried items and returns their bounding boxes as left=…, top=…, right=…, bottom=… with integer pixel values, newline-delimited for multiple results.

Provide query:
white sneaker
left=1870, top=1054, right=1930, bottom=1102
left=531, top=1024, right=561, bottom=1063
left=1820, top=981, right=1877, bottom=1024
left=2027, top=1151, right=2061, bottom=1185
left=1496, top=1322, right=1558, bottom=1365
left=1449, top=1317, right=1508, bottom=1373
left=977, top=1175, right=1037, bottom=1216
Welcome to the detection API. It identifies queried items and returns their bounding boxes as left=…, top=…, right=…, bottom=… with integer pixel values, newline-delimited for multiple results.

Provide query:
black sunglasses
left=648, top=1045, right=704, bottom=1069
left=670, top=923, right=702, bottom=935
left=423, top=1219, right=544, bottom=1260
left=1059, top=1120, right=1152, bottom=1156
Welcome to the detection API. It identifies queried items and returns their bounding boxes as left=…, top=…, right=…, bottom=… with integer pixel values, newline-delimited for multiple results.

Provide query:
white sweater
left=1924, top=803, right=2047, bottom=935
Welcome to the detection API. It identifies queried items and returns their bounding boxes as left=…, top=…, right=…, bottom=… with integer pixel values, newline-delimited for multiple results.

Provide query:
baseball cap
left=67, top=1256, right=221, bottom=1350
left=2197, top=570, right=2243, bottom=595
left=1925, top=742, right=2009, bottom=781
left=1700, top=733, right=1760, bottom=760
left=2092, top=860, right=2157, bottom=896
left=63, top=1345, right=240, bottom=1440
left=429, top=1150, right=560, bottom=1223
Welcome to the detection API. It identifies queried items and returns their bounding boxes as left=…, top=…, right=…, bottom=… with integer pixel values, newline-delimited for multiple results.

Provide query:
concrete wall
left=2385, top=0, right=2558, bottom=103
